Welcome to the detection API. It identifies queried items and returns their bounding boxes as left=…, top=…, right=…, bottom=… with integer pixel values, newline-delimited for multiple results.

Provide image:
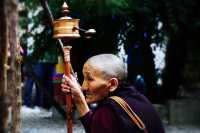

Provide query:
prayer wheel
left=52, top=2, right=95, bottom=133
left=52, top=2, right=80, bottom=133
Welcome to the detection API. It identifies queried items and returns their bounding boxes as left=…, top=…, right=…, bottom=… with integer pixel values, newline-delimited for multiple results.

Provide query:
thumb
left=63, top=75, right=73, bottom=86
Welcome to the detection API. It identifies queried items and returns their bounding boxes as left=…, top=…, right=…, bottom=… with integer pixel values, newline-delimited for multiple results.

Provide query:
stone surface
left=21, top=106, right=200, bottom=133
left=167, top=99, right=200, bottom=126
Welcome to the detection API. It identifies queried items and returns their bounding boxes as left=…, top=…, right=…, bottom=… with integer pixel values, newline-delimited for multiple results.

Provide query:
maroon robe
left=80, top=82, right=165, bottom=133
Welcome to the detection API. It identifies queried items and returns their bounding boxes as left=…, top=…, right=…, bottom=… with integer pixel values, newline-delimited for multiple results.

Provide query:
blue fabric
left=23, top=63, right=44, bottom=107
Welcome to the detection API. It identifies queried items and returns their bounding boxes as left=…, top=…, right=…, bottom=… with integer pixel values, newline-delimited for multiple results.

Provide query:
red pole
left=63, top=46, right=73, bottom=133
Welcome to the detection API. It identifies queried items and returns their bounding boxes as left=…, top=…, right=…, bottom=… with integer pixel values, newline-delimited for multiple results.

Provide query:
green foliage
left=70, top=0, right=129, bottom=16
left=19, top=0, right=200, bottom=57
left=19, top=0, right=65, bottom=63
left=20, top=0, right=161, bottom=57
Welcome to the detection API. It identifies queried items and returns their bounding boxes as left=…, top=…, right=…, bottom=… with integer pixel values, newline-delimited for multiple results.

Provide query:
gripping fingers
left=62, top=74, right=81, bottom=94
left=61, top=75, right=71, bottom=93
left=61, top=83, right=71, bottom=93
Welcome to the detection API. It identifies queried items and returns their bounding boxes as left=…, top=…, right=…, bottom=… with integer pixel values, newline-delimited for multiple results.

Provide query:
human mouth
left=86, top=93, right=93, bottom=99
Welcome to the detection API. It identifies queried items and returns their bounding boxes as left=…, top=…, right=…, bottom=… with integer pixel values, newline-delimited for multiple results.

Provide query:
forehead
left=83, top=62, right=102, bottom=76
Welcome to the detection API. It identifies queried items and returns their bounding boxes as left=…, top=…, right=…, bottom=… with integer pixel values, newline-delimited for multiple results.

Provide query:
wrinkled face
left=82, top=62, right=110, bottom=104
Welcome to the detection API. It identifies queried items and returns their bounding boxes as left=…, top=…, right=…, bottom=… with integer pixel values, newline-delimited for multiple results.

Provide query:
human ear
left=108, top=78, right=119, bottom=92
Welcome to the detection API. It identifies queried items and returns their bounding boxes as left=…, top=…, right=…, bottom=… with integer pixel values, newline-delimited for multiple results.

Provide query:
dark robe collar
left=109, top=80, right=139, bottom=98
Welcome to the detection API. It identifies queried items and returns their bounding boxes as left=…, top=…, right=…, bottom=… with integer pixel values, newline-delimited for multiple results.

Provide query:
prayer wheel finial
left=61, top=2, right=69, bottom=17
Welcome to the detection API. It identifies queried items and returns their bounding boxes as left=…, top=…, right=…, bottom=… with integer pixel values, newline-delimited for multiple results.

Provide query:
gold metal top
left=61, top=2, right=69, bottom=16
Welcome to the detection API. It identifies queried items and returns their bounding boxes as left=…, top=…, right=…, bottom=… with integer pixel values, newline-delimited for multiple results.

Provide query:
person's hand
left=61, top=74, right=89, bottom=117
left=61, top=74, right=82, bottom=97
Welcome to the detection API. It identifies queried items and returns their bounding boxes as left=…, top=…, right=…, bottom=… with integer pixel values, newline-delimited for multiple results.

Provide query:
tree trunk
left=7, top=0, right=22, bottom=132
left=0, top=0, right=9, bottom=132
left=162, top=27, right=187, bottom=100
left=0, top=0, right=21, bottom=132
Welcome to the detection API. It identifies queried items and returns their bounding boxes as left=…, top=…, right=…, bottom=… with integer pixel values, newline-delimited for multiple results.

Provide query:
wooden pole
left=63, top=46, right=73, bottom=133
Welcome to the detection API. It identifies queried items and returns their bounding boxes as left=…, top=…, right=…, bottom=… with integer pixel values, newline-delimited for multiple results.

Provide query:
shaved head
left=84, top=54, right=127, bottom=80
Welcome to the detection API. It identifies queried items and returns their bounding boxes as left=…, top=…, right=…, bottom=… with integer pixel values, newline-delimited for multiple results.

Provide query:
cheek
left=90, top=83, right=107, bottom=94
left=87, top=83, right=109, bottom=102
left=93, top=85, right=110, bottom=99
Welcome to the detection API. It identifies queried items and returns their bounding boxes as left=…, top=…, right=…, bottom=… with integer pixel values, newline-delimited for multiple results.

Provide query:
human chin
left=86, top=98, right=95, bottom=104
left=86, top=95, right=99, bottom=104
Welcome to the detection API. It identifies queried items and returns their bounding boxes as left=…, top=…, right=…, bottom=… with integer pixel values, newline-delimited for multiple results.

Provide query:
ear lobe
left=109, top=78, right=119, bottom=92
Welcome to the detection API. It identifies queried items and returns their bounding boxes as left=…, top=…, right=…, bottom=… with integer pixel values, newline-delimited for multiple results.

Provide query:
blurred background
left=0, top=0, right=200, bottom=132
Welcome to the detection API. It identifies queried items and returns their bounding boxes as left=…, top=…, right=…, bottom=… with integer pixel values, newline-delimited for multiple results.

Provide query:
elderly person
left=61, top=54, right=165, bottom=133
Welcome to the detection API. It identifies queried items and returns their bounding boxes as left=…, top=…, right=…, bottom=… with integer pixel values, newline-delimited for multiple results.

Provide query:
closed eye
left=87, top=75, right=93, bottom=81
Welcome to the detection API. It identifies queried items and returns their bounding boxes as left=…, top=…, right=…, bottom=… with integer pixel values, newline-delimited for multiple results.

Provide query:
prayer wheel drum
left=53, top=18, right=80, bottom=39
